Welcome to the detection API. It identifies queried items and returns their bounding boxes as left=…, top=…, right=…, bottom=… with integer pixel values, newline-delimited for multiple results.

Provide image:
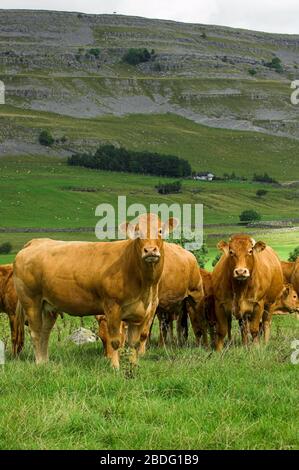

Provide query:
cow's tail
left=13, top=301, right=25, bottom=356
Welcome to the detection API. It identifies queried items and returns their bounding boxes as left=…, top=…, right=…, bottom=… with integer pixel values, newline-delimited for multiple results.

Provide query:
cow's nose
left=234, top=268, right=250, bottom=278
left=144, top=246, right=159, bottom=255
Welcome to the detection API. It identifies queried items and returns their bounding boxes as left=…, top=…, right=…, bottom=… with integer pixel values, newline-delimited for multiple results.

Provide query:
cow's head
left=217, top=234, right=266, bottom=281
left=272, top=284, right=299, bottom=315
left=120, top=213, right=179, bottom=265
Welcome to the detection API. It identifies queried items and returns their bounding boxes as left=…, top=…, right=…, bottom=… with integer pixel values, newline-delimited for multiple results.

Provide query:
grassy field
left=0, top=313, right=298, bottom=450
left=1, top=107, right=299, bottom=181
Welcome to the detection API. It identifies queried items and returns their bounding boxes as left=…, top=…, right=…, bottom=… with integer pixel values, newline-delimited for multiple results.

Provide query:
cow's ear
left=282, top=284, right=292, bottom=298
left=162, top=217, right=180, bottom=236
left=253, top=241, right=266, bottom=252
left=217, top=240, right=229, bottom=254
left=119, top=222, right=140, bottom=239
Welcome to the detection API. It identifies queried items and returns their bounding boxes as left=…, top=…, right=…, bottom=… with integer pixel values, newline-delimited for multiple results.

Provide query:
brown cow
left=0, top=264, right=24, bottom=355
left=291, top=258, right=299, bottom=295
left=281, top=260, right=295, bottom=283
left=271, top=284, right=299, bottom=316
left=187, top=268, right=216, bottom=348
left=213, top=234, right=284, bottom=351
left=14, top=214, right=177, bottom=369
left=155, top=243, right=204, bottom=348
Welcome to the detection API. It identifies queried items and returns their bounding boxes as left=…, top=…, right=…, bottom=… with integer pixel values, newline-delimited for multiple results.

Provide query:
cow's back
left=281, top=261, right=295, bottom=283
left=0, top=264, right=17, bottom=315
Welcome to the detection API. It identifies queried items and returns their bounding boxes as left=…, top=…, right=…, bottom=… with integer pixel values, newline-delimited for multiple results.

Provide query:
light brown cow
left=155, top=242, right=204, bottom=348
left=291, top=258, right=299, bottom=295
left=280, top=260, right=295, bottom=283
left=14, top=214, right=177, bottom=369
left=0, top=264, right=24, bottom=355
left=185, top=268, right=216, bottom=348
left=213, top=234, right=284, bottom=351
left=271, top=284, right=299, bottom=316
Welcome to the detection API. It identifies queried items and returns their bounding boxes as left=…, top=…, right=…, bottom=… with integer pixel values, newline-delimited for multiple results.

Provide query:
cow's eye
left=158, top=228, right=163, bottom=236
left=248, top=249, right=253, bottom=255
left=229, top=249, right=234, bottom=256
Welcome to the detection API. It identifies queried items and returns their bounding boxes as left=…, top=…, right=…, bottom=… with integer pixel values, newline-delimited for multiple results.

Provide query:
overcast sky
left=0, top=0, right=298, bottom=34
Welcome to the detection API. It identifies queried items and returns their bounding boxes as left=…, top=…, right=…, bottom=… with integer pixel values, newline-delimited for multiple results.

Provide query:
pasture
left=0, top=313, right=298, bottom=450
left=0, top=154, right=299, bottom=450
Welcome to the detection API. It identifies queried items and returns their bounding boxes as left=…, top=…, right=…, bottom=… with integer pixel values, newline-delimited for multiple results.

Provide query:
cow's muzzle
left=143, top=254, right=161, bottom=264
left=233, top=268, right=250, bottom=281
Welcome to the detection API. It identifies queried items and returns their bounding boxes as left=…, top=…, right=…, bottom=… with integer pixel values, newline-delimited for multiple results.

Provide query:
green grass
left=1, top=155, right=299, bottom=232
left=0, top=314, right=298, bottom=450
left=1, top=107, right=298, bottom=181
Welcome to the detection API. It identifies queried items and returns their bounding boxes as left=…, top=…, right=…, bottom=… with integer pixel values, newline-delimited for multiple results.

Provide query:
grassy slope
left=1, top=107, right=299, bottom=181
left=0, top=314, right=298, bottom=450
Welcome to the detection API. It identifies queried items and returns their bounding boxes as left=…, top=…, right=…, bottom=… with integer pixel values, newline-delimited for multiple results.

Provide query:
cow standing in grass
left=212, top=234, right=284, bottom=351
left=0, top=264, right=24, bottom=355
left=14, top=214, right=177, bottom=369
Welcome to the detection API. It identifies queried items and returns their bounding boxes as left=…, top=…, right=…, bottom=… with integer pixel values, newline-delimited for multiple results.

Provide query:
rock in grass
left=68, top=328, right=98, bottom=345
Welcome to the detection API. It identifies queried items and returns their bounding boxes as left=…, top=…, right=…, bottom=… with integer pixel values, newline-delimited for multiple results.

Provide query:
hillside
left=0, top=9, right=298, bottom=179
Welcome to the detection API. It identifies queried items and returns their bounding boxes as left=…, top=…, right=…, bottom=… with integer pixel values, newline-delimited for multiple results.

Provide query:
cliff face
left=0, top=9, right=298, bottom=154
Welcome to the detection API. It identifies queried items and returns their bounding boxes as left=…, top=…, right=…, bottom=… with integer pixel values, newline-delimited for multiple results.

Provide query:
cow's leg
left=39, top=312, right=57, bottom=362
left=239, top=318, right=249, bottom=346
left=249, top=304, right=264, bottom=345
left=262, top=306, right=272, bottom=344
left=215, top=302, right=229, bottom=352
left=158, top=310, right=168, bottom=346
left=177, top=301, right=188, bottom=346
left=139, top=309, right=157, bottom=356
left=127, top=323, right=144, bottom=366
left=227, top=316, right=232, bottom=342
left=104, top=302, right=122, bottom=369
left=25, top=304, right=44, bottom=364
left=8, top=314, right=24, bottom=356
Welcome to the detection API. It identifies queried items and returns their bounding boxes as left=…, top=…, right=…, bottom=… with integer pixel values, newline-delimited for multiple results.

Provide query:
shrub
left=253, top=173, right=278, bottom=184
left=212, top=252, right=221, bottom=267
left=88, top=48, right=100, bottom=58
left=155, top=181, right=182, bottom=195
left=39, top=130, right=54, bottom=147
left=256, top=189, right=268, bottom=198
left=288, top=247, right=299, bottom=262
left=122, top=48, right=152, bottom=65
left=201, top=32, right=207, bottom=39
left=239, top=210, right=261, bottom=223
left=265, top=56, right=283, bottom=73
left=0, top=242, right=12, bottom=254
left=248, top=68, right=257, bottom=76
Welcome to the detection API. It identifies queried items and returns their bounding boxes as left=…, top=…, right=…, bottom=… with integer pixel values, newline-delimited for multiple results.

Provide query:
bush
left=212, top=252, right=221, bottom=267
left=256, top=189, right=268, bottom=198
left=68, top=145, right=192, bottom=178
left=0, top=242, right=12, bottom=254
left=201, top=32, right=207, bottom=39
left=288, top=247, right=299, bottom=262
left=122, top=48, right=152, bottom=65
left=248, top=68, right=257, bottom=76
left=253, top=173, right=278, bottom=184
left=156, top=181, right=182, bottom=195
left=39, top=130, right=54, bottom=147
left=265, top=56, right=283, bottom=73
left=88, top=48, right=100, bottom=58
left=239, top=210, right=261, bottom=223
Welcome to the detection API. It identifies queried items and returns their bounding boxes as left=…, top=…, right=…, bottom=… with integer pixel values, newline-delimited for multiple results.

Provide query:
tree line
left=68, top=145, right=192, bottom=178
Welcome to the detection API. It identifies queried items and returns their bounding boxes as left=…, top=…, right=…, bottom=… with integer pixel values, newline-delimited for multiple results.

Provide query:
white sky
left=0, top=0, right=298, bottom=34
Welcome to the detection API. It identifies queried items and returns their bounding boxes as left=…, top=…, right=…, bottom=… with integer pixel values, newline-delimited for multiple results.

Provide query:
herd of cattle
left=0, top=213, right=299, bottom=369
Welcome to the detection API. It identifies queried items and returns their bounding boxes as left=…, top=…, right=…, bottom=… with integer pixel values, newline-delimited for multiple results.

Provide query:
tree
left=256, top=189, right=268, bottom=198
left=39, top=130, right=54, bottom=147
left=288, top=247, right=299, bottom=262
left=248, top=68, right=257, bottom=76
left=88, top=48, right=100, bottom=58
left=239, top=210, right=261, bottom=223
left=0, top=242, right=12, bottom=254
left=122, top=48, right=152, bottom=65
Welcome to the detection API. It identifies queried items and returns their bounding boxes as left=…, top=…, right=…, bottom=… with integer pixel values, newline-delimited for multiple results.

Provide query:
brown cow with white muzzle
left=212, top=234, right=284, bottom=351
left=13, top=214, right=177, bottom=369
